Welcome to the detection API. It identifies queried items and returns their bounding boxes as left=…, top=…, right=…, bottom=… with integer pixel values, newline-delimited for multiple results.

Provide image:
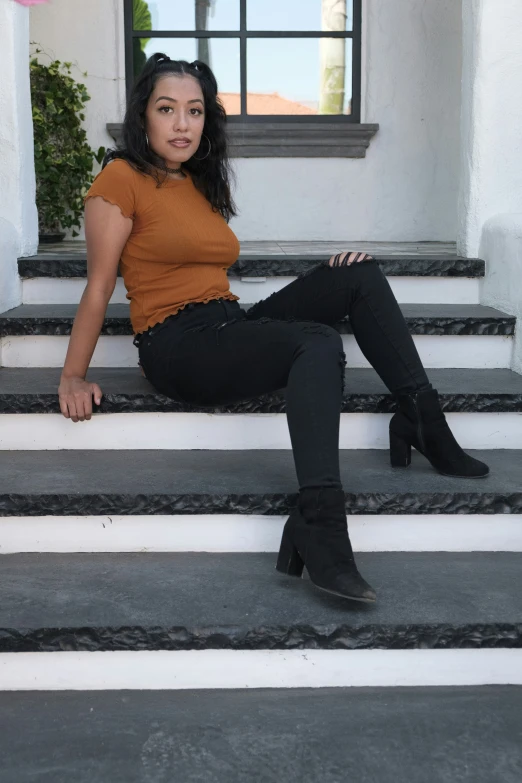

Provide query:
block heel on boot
left=389, top=430, right=412, bottom=468
left=389, top=388, right=489, bottom=478
left=276, top=528, right=305, bottom=577
left=275, top=487, right=376, bottom=603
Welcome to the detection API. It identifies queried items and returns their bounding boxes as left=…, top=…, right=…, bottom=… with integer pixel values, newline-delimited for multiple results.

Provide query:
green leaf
left=94, top=146, right=107, bottom=165
left=133, top=0, right=151, bottom=50
left=30, top=55, right=99, bottom=233
left=133, top=0, right=152, bottom=31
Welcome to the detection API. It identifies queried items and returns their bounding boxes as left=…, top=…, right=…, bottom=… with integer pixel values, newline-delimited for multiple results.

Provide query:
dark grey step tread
left=18, top=253, right=486, bottom=278
left=2, top=368, right=522, bottom=413
left=2, top=688, right=521, bottom=783
left=0, top=303, right=515, bottom=336
left=1, top=449, right=521, bottom=517
left=1, top=552, right=522, bottom=652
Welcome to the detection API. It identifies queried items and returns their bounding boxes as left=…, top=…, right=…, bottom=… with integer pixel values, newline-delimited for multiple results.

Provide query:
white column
left=458, top=0, right=522, bottom=256
left=458, top=0, right=522, bottom=371
left=0, top=0, right=37, bottom=314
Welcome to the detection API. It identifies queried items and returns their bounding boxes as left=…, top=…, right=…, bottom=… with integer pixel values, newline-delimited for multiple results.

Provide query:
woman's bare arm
left=58, top=197, right=133, bottom=422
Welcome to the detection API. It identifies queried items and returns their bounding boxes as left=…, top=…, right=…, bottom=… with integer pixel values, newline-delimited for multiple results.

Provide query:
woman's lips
left=169, top=140, right=191, bottom=147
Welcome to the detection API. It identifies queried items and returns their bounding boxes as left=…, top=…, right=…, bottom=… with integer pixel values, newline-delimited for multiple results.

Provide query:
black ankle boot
left=389, top=388, right=489, bottom=478
left=276, top=487, right=376, bottom=603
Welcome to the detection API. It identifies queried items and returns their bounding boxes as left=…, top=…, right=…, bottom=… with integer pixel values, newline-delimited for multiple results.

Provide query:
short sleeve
left=83, top=159, right=137, bottom=220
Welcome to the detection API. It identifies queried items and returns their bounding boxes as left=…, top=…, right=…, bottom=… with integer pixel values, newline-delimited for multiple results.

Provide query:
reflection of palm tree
left=196, top=0, right=212, bottom=67
left=133, top=0, right=152, bottom=81
left=319, top=0, right=347, bottom=114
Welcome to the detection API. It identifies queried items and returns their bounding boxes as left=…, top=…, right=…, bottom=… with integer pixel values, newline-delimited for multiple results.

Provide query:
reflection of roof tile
left=219, top=91, right=317, bottom=115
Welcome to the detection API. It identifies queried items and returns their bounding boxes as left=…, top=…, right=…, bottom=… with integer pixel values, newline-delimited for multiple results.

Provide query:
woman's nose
left=172, top=113, right=189, bottom=130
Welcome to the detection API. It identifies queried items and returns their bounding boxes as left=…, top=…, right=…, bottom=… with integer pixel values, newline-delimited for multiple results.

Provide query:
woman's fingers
left=59, top=396, right=70, bottom=419
left=67, top=397, right=80, bottom=423
left=65, top=391, right=89, bottom=422
left=79, top=390, right=93, bottom=421
left=91, top=383, right=103, bottom=406
left=58, top=379, right=103, bottom=422
left=76, top=388, right=97, bottom=421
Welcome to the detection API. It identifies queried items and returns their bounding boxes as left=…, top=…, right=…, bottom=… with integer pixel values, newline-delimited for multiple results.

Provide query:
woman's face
left=144, top=74, right=206, bottom=168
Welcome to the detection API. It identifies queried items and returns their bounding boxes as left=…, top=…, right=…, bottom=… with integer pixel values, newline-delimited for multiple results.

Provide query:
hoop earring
left=145, top=132, right=149, bottom=147
left=193, top=133, right=211, bottom=161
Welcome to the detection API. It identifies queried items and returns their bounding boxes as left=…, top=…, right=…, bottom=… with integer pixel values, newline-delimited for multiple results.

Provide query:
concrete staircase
left=1, top=241, right=521, bottom=781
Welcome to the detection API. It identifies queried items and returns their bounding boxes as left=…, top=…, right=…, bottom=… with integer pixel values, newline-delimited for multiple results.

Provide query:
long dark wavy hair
left=103, top=53, right=238, bottom=222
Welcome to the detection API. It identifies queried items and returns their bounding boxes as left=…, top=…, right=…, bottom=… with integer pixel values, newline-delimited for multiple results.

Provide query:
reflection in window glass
left=248, top=0, right=353, bottom=32
left=247, top=38, right=352, bottom=115
left=133, top=0, right=240, bottom=31
left=136, top=38, right=241, bottom=114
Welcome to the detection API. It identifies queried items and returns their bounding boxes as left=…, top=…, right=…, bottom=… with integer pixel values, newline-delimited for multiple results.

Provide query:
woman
left=58, top=53, right=489, bottom=605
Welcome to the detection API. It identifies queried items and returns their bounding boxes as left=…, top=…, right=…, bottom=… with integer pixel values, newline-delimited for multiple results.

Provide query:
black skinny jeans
left=136, top=259, right=430, bottom=491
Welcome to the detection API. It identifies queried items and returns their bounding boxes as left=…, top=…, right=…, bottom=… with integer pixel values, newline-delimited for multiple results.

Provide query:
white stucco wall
left=458, top=0, right=522, bottom=258
left=29, top=0, right=127, bottom=166
left=479, top=214, right=522, bottom=372
left=30, top=0, right=126, bottom=242
left=232, top=0, right=462, bottom=241
left=30, top=0, right=462, bottom=241
left=0, top=0, right=35, bottom=310
left=459, top=1, right=522, bottom=369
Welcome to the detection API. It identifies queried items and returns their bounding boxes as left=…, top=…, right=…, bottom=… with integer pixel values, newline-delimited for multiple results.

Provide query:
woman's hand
left=58, top=376, right=103, bottom=422
left=328, top=251, right=374, bottom=267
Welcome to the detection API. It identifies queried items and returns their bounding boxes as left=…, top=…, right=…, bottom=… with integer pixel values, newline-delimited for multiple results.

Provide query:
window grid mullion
left=351, top=0, right=362, bottom=122
left=131, top=31, right=354, bottom=38
left=125, top=1, right=361, bottom=123
left=124, top=0, right=134, bottom=105
left=240, top=0, right=246, bottom=115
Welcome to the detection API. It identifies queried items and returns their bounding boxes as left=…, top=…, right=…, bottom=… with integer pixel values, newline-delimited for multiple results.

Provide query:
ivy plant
left=30, top=51, right=106, bottom=237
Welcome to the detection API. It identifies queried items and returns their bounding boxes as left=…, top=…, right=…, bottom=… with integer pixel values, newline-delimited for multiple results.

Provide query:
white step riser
left=0, top=334, right=513, bottom=369
left=0, top=412, right=520, bottom=450
left=22, top=276, right=482, bottom=306
left=1, top=649, right=521, bottom=691
left=2, top=514, right=521, bottom=554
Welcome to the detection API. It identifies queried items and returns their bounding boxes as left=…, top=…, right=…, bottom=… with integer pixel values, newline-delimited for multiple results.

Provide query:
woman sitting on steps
left=58, top=53, right=489, bottom=605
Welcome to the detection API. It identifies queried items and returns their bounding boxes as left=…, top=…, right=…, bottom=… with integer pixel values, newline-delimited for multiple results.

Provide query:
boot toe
left=330, top=572, right=377, bottom=603
left=472, top=459, right=489, bottom=477
left=461, top=456, right=490, bottom=478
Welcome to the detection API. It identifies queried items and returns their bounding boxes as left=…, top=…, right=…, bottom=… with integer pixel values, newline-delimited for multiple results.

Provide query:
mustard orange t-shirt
left=83, top=158, right=241, bottom=334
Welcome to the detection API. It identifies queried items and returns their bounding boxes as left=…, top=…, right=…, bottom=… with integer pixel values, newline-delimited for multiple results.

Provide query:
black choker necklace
left=165, top=165, right=182, bottom=174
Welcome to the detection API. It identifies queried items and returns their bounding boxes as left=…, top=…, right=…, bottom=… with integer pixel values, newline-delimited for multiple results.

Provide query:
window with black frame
left=125, top=0, right=361, bottom=124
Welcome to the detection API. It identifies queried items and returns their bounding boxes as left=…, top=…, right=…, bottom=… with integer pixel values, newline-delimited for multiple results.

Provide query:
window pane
left=247, top=0, right=353, bottom=32
left=136, top=38, right=241, bottom=114
left=133, top=0, right=240, bottom=31
left=247, top=38, right=352, bottom=115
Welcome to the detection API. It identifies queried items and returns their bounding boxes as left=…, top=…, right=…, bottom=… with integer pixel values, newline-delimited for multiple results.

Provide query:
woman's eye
left=159, top=107, right=202, bottom=115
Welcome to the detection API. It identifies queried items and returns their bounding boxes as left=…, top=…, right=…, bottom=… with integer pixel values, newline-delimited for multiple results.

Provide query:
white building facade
left=1, top=0, right=521, bottom=365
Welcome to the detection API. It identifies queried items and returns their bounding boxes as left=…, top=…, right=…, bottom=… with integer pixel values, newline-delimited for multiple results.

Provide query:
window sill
left=106, top=121, right=379, bottom=158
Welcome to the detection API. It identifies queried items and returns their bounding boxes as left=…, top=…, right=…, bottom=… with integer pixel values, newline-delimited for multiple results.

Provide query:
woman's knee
left=294, top=323, right=345, bottom=367
left=293, top=323, right=346, bottom=393
left=325, top=252, right=386, bottom=293
left=294, top=320, right=342, bottom=347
